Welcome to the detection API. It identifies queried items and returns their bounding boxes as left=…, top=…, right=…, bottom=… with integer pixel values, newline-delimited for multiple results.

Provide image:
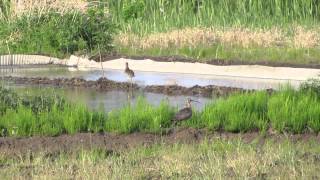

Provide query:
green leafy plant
left=0, top=6, right=116, bottom=57
left=122, top=0, right=145, bottom=22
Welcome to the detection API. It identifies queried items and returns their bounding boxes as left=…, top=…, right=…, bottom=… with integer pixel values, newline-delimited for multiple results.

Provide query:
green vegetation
left=108, top=0, right=320, bottom=34
left=105, top=97, right=174, bottom=133
left=119, top=45, right=320, bottom=64
left=1, top=139, right=320, bottom=179
left=107, top=0, right=320, bottom=63
left=1, top=0, right=320, bottom=63
left=0, top=6, right=115, bottom=58
left=1, top=82, right=320, bottom=137
left=0, top=87, right=106, bottom=136
left=200, top=91, right=269, bottom=132
left=0, top=0, right=11, bottom=20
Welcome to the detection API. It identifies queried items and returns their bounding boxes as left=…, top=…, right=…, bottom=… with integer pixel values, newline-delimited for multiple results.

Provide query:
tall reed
left=108, top=0, right=320, bottom=35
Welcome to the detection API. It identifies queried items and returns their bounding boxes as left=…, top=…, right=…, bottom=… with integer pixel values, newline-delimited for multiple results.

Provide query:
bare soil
left=0, top=128, right=319, bottom=157
left=92, top=54, right=320, bottom=69
left=1, top=76, right=248, bottom=97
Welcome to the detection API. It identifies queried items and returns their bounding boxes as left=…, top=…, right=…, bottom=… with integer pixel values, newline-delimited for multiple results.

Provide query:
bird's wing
left=174, top=108, right=192, bottom=121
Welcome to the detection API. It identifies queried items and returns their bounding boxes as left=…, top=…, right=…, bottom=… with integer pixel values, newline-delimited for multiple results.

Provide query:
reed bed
left=110, top=0, right=320, bottom=63
left=115, top=26, right=320, bottom=50
left=1, top=81, right=320, bottom=137
left=108, top=0, right=320, bottom=35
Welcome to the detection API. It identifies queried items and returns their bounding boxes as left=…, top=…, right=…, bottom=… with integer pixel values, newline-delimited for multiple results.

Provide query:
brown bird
left=172, top=98, right=199, bottom=125
left=124, top=62, right=135, bottom=83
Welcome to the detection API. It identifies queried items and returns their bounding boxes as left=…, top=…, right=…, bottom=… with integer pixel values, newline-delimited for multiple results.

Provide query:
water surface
left=8, top=84, right=211, bottom=112
left=0, top=66, right=302, bottom=89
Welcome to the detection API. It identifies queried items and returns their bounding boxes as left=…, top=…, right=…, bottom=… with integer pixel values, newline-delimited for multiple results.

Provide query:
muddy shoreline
left=92, top=54, right=320, bottom=69
left=1, top=76, right=248, bottom=97
left=0, top=128, right=319, bottom=157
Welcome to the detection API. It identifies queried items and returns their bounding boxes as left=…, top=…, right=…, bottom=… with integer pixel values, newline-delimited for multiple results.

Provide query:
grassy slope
left=1, top=139, right=320, bottom=179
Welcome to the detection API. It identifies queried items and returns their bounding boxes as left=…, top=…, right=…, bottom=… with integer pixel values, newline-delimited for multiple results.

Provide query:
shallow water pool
left=0, top=66, right=302, bottom=89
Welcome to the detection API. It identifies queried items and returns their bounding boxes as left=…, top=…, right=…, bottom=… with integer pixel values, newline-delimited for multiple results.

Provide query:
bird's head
left=125, top=62, right=129, bottom=67
left=186, top=98, right=200, bottom=107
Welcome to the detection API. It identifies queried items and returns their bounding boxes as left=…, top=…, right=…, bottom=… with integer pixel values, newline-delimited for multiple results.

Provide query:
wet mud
left=0, top=128, right=319, bottom=157
left=1, top=76, right=248, bottom=97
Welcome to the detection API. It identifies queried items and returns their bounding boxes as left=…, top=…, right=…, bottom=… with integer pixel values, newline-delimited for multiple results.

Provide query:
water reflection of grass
left=1, top=82, right=320, bottom=136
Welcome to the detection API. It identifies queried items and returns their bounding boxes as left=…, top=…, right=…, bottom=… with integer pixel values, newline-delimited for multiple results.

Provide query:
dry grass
left=115, top=26, right=320, bottom=49
left=0, top=139, right=319, bottom=179
left=10, top=0, right=89, bottom=16
left=293, top=26, right=320, bottom=48
left=219, top=27, right=284, bottom=48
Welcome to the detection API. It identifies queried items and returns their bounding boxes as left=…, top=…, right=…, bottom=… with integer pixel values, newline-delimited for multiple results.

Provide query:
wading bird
left=125, top=62, right=135, bottom=101
left=172, top=98, right=199, bottom=125
left=125, top=62, right=135, bottom=82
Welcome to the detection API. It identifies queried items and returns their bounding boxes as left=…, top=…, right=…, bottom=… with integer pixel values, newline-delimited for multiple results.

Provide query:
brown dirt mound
left=1, top=76, right=248, bottom=97
left=0, top=128, right=319, bottom=157
left=92, top=54, right=320, bottom=69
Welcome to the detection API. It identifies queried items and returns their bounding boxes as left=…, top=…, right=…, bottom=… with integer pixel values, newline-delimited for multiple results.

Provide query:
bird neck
left=186, top=102, right=191, bottom=108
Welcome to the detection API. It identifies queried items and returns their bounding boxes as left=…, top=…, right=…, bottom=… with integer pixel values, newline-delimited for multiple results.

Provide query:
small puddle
left=0, top=66, right=302, bottom=89
left=8, top=84, right=211, bottom=112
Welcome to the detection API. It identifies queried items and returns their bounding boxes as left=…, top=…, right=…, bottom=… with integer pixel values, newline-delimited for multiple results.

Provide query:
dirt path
left=1, top=128, right=319, bottom=157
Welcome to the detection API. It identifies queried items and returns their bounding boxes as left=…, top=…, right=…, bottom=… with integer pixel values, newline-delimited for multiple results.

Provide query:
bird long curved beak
left=190, top=99, right=201, bottom=103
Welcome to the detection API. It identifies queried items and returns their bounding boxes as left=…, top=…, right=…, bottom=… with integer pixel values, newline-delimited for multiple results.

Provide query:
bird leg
left=130, top=77, right=134, bottom=100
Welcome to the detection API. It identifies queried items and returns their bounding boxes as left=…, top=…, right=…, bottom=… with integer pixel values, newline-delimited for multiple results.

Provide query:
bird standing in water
left=125, top=62, right=135, bottom=101
left=124, top=62, right=134, bottom=86
left=172, top=98, right=199, bottom=125
left=125, top=62, right=135, bottom=82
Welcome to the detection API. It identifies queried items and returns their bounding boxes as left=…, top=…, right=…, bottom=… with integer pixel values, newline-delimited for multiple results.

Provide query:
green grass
left=118, top=45, right=320, bottom=64
left=2, top=0, right=320, bottom=63
left=107, top=0, right=320, bottom=34
left=268, top=88, right=320, bottom=133
left=1, top=83, right=320, bottom=137
left=0, top=6, right=115, bottom=58
left=200, top=91, right=269, bottom=132
left=109, top=0, right=320, bottom=63
left=1, top=139, right=320, bottom=179
left=105, top=97, right=175, bottom=133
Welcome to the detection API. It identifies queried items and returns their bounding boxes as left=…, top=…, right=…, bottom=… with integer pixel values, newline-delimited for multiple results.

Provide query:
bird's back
left=125, top=67, right=135, bottom=77
left=173, top=107, right=192, bottom=122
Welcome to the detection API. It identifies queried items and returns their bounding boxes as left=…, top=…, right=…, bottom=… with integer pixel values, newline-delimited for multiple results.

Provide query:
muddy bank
left=94, top=54, right=320, bottom=69
left=0, top=128, right=319, bottom=157
left=1, top=76, right=247, bottom=97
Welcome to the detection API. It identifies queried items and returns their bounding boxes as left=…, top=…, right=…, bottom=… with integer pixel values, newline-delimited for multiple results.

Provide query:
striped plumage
left=125, top=62, right=135, bottom=78
left=172, top=98, right=199, bottom=125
